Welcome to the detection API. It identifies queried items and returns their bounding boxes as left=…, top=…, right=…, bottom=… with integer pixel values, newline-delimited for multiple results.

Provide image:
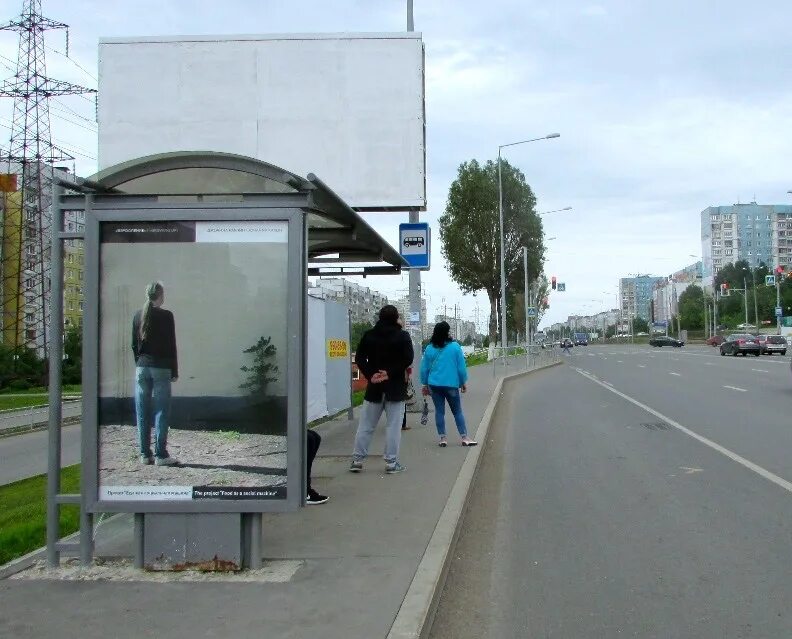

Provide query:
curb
left=0, top=415, right=81, bottom=439
left=386, top=359, right=563, bottom=639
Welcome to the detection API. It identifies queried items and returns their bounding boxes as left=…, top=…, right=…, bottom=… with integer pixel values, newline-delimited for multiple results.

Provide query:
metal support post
left=777, top=276, right=782, bottom=334
left=47, top=182, right=65, bottom=568
left=744, top=277, right=749, bottom=327
left=249, top=513, right=262, bottom=570
left=498, top=149, right=507, bottom=363
left=347, top=309, right=354, bottom=420
left=523, top=247, right=529, bottom=370
left=134, top=513, right=145, bottom=569
left=408, top=210, right=423, bottom=407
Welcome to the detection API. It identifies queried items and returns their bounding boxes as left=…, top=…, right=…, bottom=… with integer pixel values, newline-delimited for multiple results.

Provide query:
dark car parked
left=649, top=335, right=684, bottom=347
left=759, top=334, right=787, bottom=355
left=720, top=333, right=760, bottom=356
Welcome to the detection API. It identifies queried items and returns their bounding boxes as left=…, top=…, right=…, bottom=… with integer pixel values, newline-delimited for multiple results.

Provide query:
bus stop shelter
left=46, top=151, right=407, bottom=570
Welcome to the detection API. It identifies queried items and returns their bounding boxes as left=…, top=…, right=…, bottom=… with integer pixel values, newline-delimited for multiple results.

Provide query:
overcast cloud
left=1, top=0, right=791, bottom=329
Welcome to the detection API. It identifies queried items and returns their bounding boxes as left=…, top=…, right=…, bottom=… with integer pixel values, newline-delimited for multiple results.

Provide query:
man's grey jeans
left=352, top=399, right=406, bottom=464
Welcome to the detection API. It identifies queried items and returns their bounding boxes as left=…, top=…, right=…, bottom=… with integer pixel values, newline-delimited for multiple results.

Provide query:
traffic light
left=776, top=265, right=785, bottom=276
left=720, top=282, right=730, bottom=297
left=551, top=276, right=557, bottom=290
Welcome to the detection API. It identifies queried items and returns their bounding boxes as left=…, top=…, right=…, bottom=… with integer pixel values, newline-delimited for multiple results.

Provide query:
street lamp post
left=538, top=206, right=572, bottom=217
left=498, top=133, right=559, bottom=357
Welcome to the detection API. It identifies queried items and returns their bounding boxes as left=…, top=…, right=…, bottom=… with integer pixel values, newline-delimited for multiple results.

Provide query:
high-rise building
left=701, top=203, right=792, bottom=289
left=434, top=313, right=476, bottom=343
left=393, top=294, right=429, bottom=336
left=652, top=261, right=702, bottom=324
left=307, top=278, right=389, bottom=326
left=619, top=275, right=665, bottom=321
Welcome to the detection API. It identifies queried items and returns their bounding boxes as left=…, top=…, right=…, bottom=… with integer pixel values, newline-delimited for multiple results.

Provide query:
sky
left=2, top=0, right=791, bottom=332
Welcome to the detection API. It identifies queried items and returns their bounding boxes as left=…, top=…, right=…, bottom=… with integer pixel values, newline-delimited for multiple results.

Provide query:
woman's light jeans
left=135, top=366, right=172, bottom=459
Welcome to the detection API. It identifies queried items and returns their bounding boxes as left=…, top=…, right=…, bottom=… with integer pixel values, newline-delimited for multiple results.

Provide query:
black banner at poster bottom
left=192, top=486, right=287, bottom=500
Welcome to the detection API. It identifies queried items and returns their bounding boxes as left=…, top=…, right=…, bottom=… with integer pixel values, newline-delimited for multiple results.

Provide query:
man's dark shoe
left=306, top=488, right=329, bottom=505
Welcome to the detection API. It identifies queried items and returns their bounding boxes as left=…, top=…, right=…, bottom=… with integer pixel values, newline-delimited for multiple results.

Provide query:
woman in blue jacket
left=420, top=321, right=477, bottom=447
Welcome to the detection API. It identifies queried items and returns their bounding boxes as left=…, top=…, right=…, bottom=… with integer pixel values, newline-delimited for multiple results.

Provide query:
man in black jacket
left=350, top=305, right=414, bottom=474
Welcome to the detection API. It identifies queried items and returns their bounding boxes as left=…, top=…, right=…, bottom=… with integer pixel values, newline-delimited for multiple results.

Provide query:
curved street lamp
left=498, top=133, right=560, bottom=349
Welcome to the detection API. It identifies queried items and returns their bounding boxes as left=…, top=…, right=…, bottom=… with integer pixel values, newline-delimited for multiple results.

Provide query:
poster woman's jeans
left=135, top=366, right=172, bottom=459
left=429, top=386, right=467, bottom=437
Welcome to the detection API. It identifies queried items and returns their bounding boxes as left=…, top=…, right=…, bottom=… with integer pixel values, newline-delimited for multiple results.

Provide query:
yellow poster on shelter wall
left=327, top=339, right=348, bottom=359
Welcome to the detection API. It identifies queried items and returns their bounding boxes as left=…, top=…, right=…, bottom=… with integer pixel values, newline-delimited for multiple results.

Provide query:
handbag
left=405, top=377, right=416, bottom=402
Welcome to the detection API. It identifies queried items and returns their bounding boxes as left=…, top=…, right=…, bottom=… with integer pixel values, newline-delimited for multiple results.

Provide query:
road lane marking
left=617, top=360, right=623, bottom=363
left=637, top=365, right=646, bottom=368
left=751, top=369, right=769, bottom=373
left=723, top=385, right=747, bottom=392
left=669, top=372, right=681, bottom=376
left=705, top=362, right=715, bottom=366
left=680, top=466, right=703, bottom=474
left=574, top=368, right=792, bottom=495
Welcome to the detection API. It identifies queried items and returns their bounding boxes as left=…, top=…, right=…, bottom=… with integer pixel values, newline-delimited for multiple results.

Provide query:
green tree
left=678, top=285, right=705, bottom=330
left=439, top=159, right=543, bottom=345
left=62, top=325, right=82, bottom=385
left=350, top=322, right=373, bottom=351
left=0, top=345, right=45, bottom=390
left=632, top=317, right=649, bottom=333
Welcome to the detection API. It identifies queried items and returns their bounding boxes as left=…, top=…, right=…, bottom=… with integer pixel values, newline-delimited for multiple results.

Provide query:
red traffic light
left=776, top=266, right=785, bottom=275
left=551, top=276, right=557, bottom=290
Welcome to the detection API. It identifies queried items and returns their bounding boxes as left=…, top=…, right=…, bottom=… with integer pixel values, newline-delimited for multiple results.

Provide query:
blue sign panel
left=399, top=223, right=430, bottom=270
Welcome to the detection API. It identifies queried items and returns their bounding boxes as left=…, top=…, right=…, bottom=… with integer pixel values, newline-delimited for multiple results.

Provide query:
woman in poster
left=132, top=281, right=179, bottom=466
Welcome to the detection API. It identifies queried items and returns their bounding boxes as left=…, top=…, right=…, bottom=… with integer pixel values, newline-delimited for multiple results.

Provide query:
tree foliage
left=677, top=285, right=705, bottom=330
left=0, top=345, right=46, bottom=390
left=63, top=325, right=82, bottom=385
left=439, top=159, right=544, bottom=344
left=351, top=322, right=373, bottom=352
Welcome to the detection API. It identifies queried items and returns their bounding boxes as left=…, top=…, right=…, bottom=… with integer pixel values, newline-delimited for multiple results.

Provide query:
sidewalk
left=0, top=354, right=559, bottom=639
left=0, top=400, right=82, bottom=435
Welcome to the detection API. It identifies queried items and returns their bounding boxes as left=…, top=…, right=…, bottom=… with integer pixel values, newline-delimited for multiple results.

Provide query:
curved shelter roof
left=84, top=151, right=406, bottom=275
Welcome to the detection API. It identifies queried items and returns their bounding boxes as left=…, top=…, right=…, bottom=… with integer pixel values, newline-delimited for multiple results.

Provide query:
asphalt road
left=0, top=424, right=81, bottom=485
left=431, top=345, right=792, bottom=638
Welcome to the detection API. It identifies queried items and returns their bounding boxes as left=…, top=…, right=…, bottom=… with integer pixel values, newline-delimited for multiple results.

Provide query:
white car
left=736, top=323, right=756, bottom=330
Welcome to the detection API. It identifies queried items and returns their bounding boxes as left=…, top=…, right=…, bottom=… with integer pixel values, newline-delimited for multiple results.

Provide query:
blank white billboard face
left=98, top=33, right=426, bottom=210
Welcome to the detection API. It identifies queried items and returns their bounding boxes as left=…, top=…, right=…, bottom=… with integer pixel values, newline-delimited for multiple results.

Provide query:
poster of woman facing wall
left=97, top=220, right=290, bottom=502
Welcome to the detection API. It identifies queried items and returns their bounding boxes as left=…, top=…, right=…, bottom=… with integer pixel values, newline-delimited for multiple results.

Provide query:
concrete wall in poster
left=98, top=33, right=426, bottom=210
left=100, top=242, right=288, bottom=405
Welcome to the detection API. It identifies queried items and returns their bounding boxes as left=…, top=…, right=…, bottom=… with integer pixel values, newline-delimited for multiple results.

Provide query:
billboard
left=98, top=33, right=426, bottom=210
left=93, top=216, right=299, bottom=508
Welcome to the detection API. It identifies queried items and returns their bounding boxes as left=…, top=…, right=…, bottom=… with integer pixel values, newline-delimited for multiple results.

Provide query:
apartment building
left=619, top=275, right=664, bottom=321
left=701, top=203, right=792, bottom=289
left=307, top=278, right=389, bottom=325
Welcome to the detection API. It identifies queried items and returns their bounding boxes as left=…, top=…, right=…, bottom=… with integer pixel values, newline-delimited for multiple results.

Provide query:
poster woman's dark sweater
left=131, top=307, right=178, bottom=377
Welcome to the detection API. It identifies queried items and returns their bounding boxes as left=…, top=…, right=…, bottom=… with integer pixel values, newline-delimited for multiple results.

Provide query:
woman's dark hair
left=430, top=321, right=452, bottom=348
left=379, top=304, right=400, bottom=324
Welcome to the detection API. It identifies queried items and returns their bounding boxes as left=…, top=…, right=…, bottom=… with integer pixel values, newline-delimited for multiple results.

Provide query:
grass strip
left=0, top=385, right=81, bottom=396
left=0, top=396, right=49, bottom=411
left=0, top=464, right=81, bottom=566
